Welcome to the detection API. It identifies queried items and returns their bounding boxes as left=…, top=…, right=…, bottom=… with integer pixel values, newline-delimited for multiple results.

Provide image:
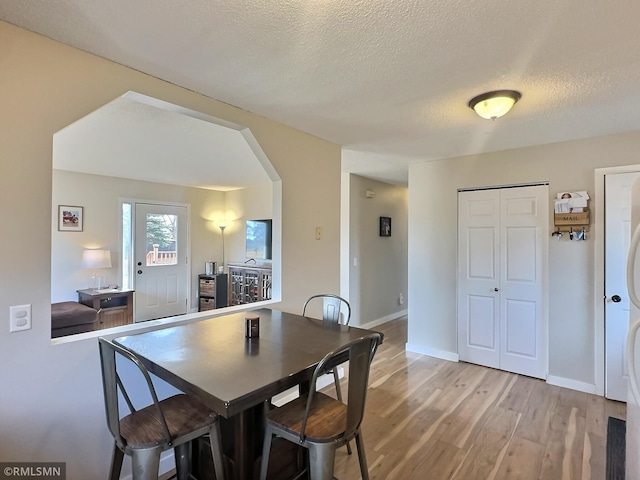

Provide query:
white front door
left=605, top=171, right=640, bottom=401
left=134, top=202, right=189, bottom=322
left=458, top=185, right=548, bottom=379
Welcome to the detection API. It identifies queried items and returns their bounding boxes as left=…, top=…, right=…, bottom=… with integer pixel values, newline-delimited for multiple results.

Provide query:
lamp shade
left=469, top=90, right=521, bottom=120
left=81, top=249, right=112, bottom=269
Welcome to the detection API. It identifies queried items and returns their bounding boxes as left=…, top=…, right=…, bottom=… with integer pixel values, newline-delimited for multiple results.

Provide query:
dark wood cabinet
left=198, top=274, right=228, bottom=311
left=77, top=289, right=134, bottom=329
left=228, top=264, right=272, bottom=305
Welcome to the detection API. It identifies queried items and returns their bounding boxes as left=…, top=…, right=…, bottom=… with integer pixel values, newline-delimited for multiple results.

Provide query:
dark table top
left=113, top=308, right=378, bottom=418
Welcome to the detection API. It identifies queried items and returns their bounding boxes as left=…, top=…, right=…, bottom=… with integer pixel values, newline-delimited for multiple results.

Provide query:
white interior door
left=498, top=186, right=548, bottom=378
left=457, top=189, right=500, bottom=369
left=458, top=185, right=548, bottom=379
left=134, top=202, right=189, bottom=322
left=605, top=171, right=640, bottom=401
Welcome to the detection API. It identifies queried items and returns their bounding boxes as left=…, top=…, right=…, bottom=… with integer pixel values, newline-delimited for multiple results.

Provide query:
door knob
left=611, top=295, right=622, bottom=303
left=137, top=270, right=143, bottom=275
left=494, top=288, right=499, bottom=292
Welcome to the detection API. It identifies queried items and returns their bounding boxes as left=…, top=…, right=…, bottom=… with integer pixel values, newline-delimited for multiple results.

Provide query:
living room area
left=50, top=92, right=277, bottom=338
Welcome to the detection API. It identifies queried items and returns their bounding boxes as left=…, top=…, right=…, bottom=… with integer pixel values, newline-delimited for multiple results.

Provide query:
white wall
left=223, top=181, right=274, bottom=266
left=0, top=21, right=341, bottom=478
left=348, top=174, right=408, bottom=326
left=408, top=130, right=640, bottom=389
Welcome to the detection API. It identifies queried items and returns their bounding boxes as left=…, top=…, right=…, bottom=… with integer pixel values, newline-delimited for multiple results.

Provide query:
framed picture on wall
left=58, top=205, right=84, bottom=232
left=380, top=216, right=391, bottom=237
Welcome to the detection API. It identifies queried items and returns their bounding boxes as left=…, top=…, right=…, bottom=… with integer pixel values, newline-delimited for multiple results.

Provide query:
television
left=245, top=219, right=272, bottom=260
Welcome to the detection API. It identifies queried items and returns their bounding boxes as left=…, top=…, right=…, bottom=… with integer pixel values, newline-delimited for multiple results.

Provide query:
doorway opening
left=52, top=91, right=282, bottom=338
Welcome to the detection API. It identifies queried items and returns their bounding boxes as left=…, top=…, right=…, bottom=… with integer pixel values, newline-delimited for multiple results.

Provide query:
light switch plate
left=10, top=304, right=31, bottom=332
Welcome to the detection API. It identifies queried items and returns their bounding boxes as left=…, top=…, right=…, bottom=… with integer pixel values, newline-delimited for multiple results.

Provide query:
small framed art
left=58, top=205, right=84, bottom=232
left=379, top=216, right=391, bottom=237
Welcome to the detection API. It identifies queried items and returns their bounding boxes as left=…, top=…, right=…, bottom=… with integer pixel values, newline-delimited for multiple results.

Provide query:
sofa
left=51, top=301, right=98, bottom=338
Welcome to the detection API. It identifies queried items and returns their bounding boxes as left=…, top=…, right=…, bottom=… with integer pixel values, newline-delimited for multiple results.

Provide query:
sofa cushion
left=51, top=302, right=98, bottom=337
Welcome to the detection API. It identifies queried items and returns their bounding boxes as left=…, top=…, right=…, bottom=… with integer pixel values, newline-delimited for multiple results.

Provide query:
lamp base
left=89, top=272, right=105, bottom=290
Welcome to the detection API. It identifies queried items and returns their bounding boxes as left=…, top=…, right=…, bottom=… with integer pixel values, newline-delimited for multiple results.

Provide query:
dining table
left=112, top=307, right=381, bottom=480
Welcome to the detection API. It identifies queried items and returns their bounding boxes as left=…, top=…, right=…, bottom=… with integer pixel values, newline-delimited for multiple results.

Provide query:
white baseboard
left=359, top=309, right=407, bottom=330
left=405, top=343, right=459, bottom=362
left=546, top=374, right=596, bottom=394
left=159, top=452, right=175, bottom=478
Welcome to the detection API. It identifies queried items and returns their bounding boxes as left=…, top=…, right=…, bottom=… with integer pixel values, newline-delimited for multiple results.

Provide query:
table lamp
left=81, top=249, right=112, bottom=290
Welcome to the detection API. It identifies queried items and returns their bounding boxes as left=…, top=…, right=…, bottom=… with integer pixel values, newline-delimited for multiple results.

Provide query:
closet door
left=498, top=186, right=548, bottom=378
left=457, top=189, right=501, bottom=369
left=458, top=185, right=548, bottom=379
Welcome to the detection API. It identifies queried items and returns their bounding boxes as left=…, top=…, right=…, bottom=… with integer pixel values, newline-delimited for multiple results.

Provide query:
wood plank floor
left=331, top=317, right=626, bottom=480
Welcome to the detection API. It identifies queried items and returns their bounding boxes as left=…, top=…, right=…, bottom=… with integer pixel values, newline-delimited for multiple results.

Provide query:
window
left=246, top=219, right=272, bottom=260
left=122, top=202, right=132, bottom=289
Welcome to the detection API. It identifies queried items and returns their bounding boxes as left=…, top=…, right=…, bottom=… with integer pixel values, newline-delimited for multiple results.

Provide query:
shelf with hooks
left=552, top=192, right=590, bottom=240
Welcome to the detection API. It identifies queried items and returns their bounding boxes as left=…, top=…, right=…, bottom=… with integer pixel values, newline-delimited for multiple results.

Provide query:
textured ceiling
left=3, top=0, right=640, bottom=186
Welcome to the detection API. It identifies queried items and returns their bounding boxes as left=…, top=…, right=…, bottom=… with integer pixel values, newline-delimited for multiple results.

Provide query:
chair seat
left=260, top=334, right=381, bottom=480
left=120, top=394, right=218, bottom=449
left=266, top=392, right=347, bottom=443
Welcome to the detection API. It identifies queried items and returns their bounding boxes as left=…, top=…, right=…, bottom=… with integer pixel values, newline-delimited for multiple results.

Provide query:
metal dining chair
left=303, top=294, right=352, bottom=327
left=302, top=294, right=352, bottom=400
left=302, top=294, right=353, bottom=453
left=259, top=332, right=382, bottom=480
left=98, top=337, right=226, bottom=480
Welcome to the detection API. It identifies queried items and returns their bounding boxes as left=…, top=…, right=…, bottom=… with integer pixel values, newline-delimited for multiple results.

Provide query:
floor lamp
left=219, top=223, right=226, bottom=272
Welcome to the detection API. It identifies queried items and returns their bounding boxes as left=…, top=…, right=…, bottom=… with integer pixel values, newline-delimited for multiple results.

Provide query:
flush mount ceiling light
left=468, top=90, right=522, bottom=120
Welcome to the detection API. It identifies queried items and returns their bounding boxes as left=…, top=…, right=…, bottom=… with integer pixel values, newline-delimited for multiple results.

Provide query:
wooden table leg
left=220, top=403, right=308, bottom=480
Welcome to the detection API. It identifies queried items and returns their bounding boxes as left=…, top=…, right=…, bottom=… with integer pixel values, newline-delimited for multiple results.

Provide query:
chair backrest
left=302, top=294, right=351, bottom=325
left=300, top=332, right=382, bottom=443
left=98, top=337, right=172, bottom=450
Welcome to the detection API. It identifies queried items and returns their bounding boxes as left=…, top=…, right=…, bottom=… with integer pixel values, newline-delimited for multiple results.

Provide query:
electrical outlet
left=10, top=304, right=31, bottom=332
left=398, top=293, right=404, bottom=305
left=315, top=226, right=322, bottom=240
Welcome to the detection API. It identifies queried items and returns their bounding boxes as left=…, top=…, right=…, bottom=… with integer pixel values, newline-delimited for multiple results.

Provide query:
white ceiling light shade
left=468, top=90, right=522, bottom=120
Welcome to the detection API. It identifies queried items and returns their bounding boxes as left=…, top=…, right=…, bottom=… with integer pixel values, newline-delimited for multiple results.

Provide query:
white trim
left=594, top=164, right=640, bottom=396
left=123, top=91, right=243, bottom=131
left=546, top=375, right=596, bottom=395
left=358, top=309, right=407, bottom=330
left=340, top=171, right=351, bottom=301
left=406, top=343, right=459, bottom=362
